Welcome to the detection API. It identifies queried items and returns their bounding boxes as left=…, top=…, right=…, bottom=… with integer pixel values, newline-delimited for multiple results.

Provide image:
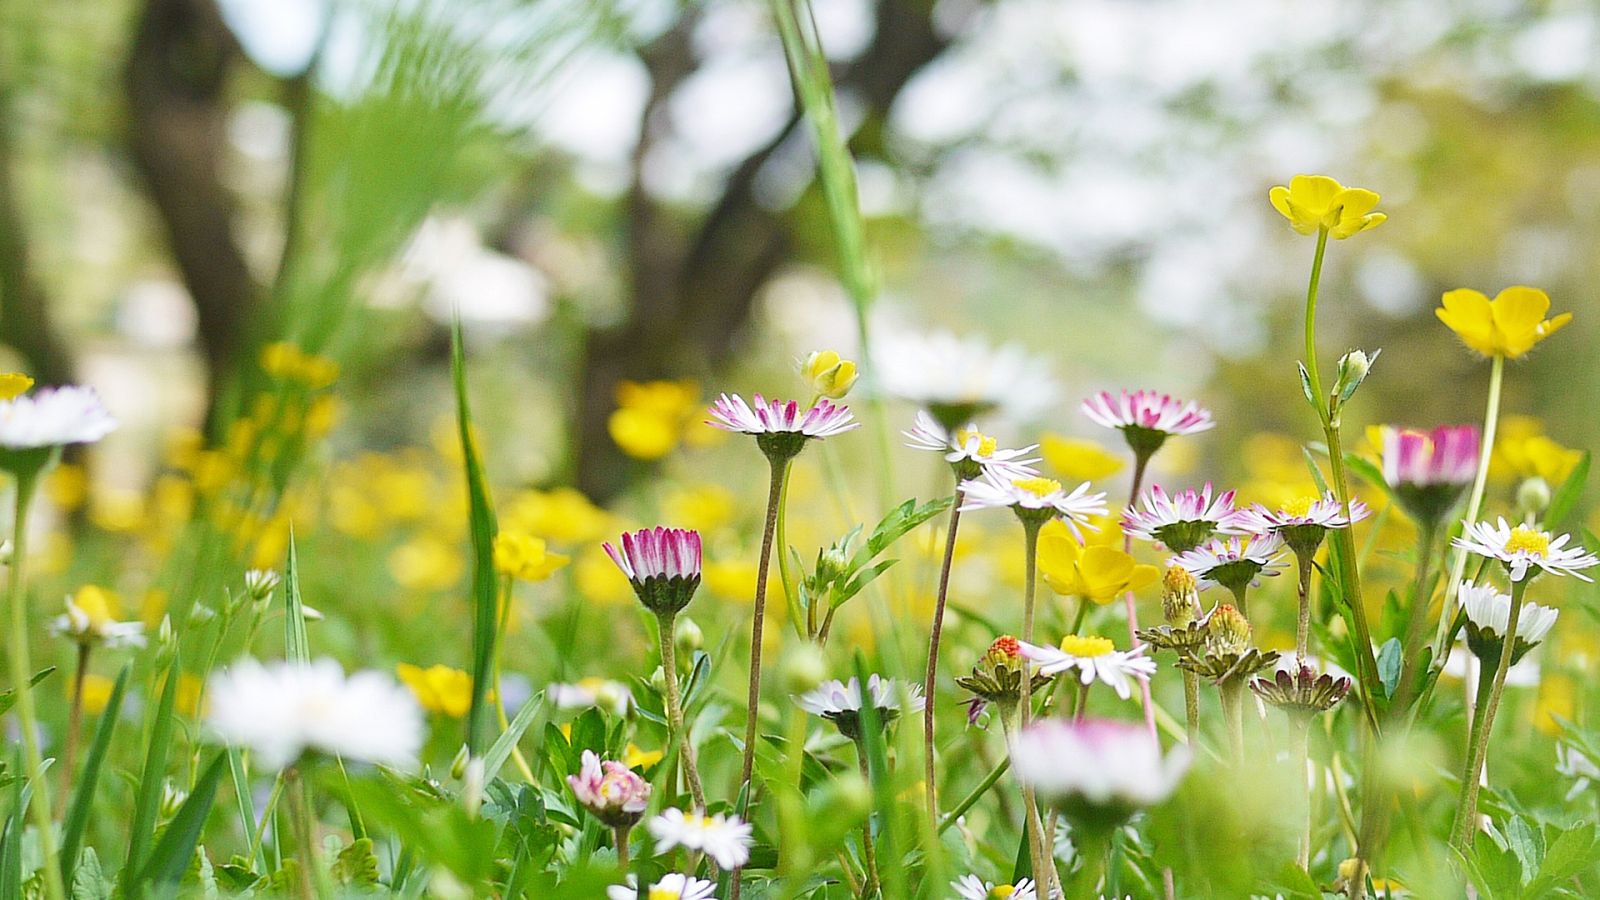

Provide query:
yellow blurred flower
left=260, top=341, right=339, bottom=389
left=502, top=487, right=610, bottom=544
left=664, top=484, right=736, bottom=533
left=703, top=558, right=766, bottom=603
left=798, top=350, right=859, bottom=400
left=176, top=673, right=206, bottom=718
left=493, top=530, right=570, bottom=582
left=78, top=674, right=115, bottom=715
left=46, top=464, right=89, bottom=512
left=1037, top=521, right=1158, bottom=605
left=1268, top=174, right=1386, bottom=239
left=397, top=663, right=474, bottom=718
left=608, top=380, right=704, bottom=461
left=575, top=544, right=633, bottom=604
left=0, top=372, right=34, bottom=400
left=609, top=407, right=679, bottom=460
left=1040, top=434, right=1124, bottom=483
left=1435, top=286, right=1572, bottom=360
left=1534, top=673, right=1575, bottom=737
left=1491, top=417, right=1582, bottom=486
left=623, top=743, right=664, bottom=770
left=388, top=534, right=464, bottom=591
left=91, top=489, right=146, bottom=534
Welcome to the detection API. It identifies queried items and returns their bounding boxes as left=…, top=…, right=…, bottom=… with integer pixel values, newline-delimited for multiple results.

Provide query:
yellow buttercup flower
left=1435, top=286, right=1572, bottom=360
left=388, top=534, right=464, bottom=592
left=397, top=663, right=474, bottom=718
left=1268, top=174, right=1386, bottom=239
left=664, top=483, right=736, bottom=532
left=493, top=530, right=570, bottom=582
left=78, top=674, right=115, bottom=715
left=608, top=380, right=704, bottom=461
left=1039, top=434, right=1124, bottom=482
left=1491, top=417, right=1582, bottom=486
left=502, top=487, right=610, bottom=544
left=623, top=743, right=664, bottom=769
left=0, top=372, right=34, bottom=401
left=1037, top=522, right=1158, bottom=605
left=798, top=350, right=859, bottom=400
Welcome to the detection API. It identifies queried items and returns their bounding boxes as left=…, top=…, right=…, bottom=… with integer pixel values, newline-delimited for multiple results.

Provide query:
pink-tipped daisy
left=1233, top=492, right=1371, bottom=557
left=1019, top=635, right=1157, bottom=700
left=1081, top=389, right=1213, bottom=461
left=708, top=392, right=858, bottom=439
left=904, top=410, right=1038, bottom=479
left=1377, top=424, right=1479, bottom=525
left=1453, top=519, right=1599, bottom=583
left=1173, top=533, right=1286, bottom=598
left=603, top=527, right=702, bottom=615
left=959, top=469, right=1108, bottom=532
left=1121, top=483, right=1246, bottom=553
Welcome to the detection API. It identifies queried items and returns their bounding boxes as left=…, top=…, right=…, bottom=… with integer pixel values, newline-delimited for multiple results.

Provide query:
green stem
left=1433, top=354, right=1505, bottom=658
left=936, top=752, right=1010, bottom=834
left=1182, top=671, right=1200, bottom=746
left=1219, top=679, right=1246, bottom=763
left=494, top=574, right=535, bottom=783
left=1302, top=227, right=1331, bottom=426
left=1451, top=577, right=1528, bottom=849
left=923, top=484, right=963, bottom=822
left=613, top=823, right=631, bottom=873
left=1292, top=716, right=1313, bottom=872
left=1228, top=582, right=1249, bottom=621
left=286, top=767, right=331, bottom=899
left=854, top=738, right=881, bottom=897
left=1294, top=553, right=1314, bottom=660
left=738, top=457, right=791, bottom=809
left=1392, top=522, right=1438, bottom=709
left=1014, top=521, right=1049, bottom=892
left=6, top=470, right=66, bottom=900
left=657, top=611, right=706, bottom=811
left=1122, top=454, right=1158, bottom=741
left=58, top=641, right=91, bottom=814
left=776, top=460, right=799, bottom=630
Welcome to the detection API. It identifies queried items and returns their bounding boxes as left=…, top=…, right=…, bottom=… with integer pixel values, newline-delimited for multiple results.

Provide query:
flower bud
left=1204, top=604, right=1252, bottom=657
left=781, top=643, right=828, bottom=695
left=1333, top=348, right=1377, bottom=406
left=674, top=617, right=703, bottom=657
left=159, top=781, right=189, bottom=819
left=799, top=350, right=859, bottom=400
left=1516, top=476, right=1552, bottom=520
left=649, top=665, right=668, bottom=695
left=1161, top=566, right=1200, bottom=627
left=450, top=743, right=472, bottom=780
left=984, top=635, right=1022, bottom=670
left=244, top=568, right=281, bottom=603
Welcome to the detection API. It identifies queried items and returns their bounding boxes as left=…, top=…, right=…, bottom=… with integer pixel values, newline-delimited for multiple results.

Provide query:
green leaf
left=1298, top=362, right=1317, bottom=411
left=123, top=653, right=184, bottom=895
left=1377, top=638, right=1403, bottom=699
left=61, top=663, right=131, bottom=885
left=284, top=531, right=312, bottom=665
left=854, top=497, right=952, bottom=569
left=137, top=752, right=227, bottom=891
left=1507, top=815, right=1544, bottom=885
left=453, top=316, right=501, bottom=756
left=1545, top=451, right=1590, bottom=530
left=69, top=847, right=112, bottom=900
left=1527, top=821, right=1598, bottom=896
left=483, top=694, right=544, bottom=784
left=331, top=838, right=381, bottom=887
left=1342, top=452, right=1396, bottom=505
left=0, top=667, right=57, bottom=718
left=834, top=559, right=898, bottom=608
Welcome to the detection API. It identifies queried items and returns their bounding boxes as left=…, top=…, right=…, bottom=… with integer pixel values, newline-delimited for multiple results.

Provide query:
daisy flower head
left=1459, top=581, right=1560, bottom=668
left=568, top=750, right=652, bottom=828
left=607, top=873, right=717, bottom=900
left=1011, top=718, right=1189, bottom=836
left=1121, top=483, right=1245, bottom=553
left=952, top=874, right=1038, bottom=900
left=1173, top=532, right=1286, bottom=598
left=49, top=587, right=145, bottom=650
left=1377, top=425, right=1479, bottom=526
left=550, top=677, right=633, bottom=717
left=795, top=674, right=925, bottom=740
left=1234, top=492, right=1371, bottom=558
left=603, top=527, right=702, bottom=616
left=647, top=807, right=753, bottom=869
left=1453, top=518, right=1599, bottom=583
left=872, top=329, right=1058, bottom=428
left=206, top=658, right=423, bottom=771
left=1080, top=390, right=1213, bottom=462
left=707, top=392, right=858, bottom=461
left=959, top=469, right=1108, bottom=531
left=904, top=410, right=1038, bottom=480
left=1019, top=635, right=1156, bottom=700
left=0, top=385, right=117, bottom=475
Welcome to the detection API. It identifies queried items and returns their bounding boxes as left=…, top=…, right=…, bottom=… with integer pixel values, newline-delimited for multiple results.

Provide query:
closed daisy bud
left=1161, top=566, right=1200, bottom=627
left=799, top=350, right=859, bottom=400
left=1205, top=605, right=1253, bottom=657
left=1516, top=477, right=1552, bottom=520
left=603, top=527, right=702, bottom=616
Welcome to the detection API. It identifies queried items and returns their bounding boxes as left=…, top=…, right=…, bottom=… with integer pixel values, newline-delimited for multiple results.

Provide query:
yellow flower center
left=988, top=887, right=1017, bottom=900
left=1059, top=634, right=1114, bottom=657
left=649, top=889, right=681, bottom=900
left=1012, top=477, right=1061, bottom=498
left=0, top=372, right=34, bottom=401
left=1281, top=496, right=1316, bottom=518
left=957, top=429, right=999, bottom=457
left=1504, top=526, right=1551, bottom=557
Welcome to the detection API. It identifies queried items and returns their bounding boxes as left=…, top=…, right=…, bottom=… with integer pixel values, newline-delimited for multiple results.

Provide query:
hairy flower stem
left=1182, top=671, right=1200, bottom=745
left=1294, top=554, right=1314, bottom=660
left=1000, top=710, right=1052, bottom=898
left=853, top=738, right=882, bottom=897
left=1451, top=577, right=1528, bottom=848
left=6, top=471, right=66, bottom=900
left=657, top=611, right=706, bottom=811
left=923, top=484, right=964, bottom=822
left=1433, top=354, right=1505, bottom=659
left=1219, top=679, right=1246, bottom=763
left=286, top=767, right=332, bottom=900
left=613, top=824, right=632, bottom=873
left=1291, top=716, right=1314, bottom=871
left=1015, top=518, right=1051, bottom=889
left=1228, top=583, right=1250, bottom=620
left=1122, top=455, right=1159, bottom=741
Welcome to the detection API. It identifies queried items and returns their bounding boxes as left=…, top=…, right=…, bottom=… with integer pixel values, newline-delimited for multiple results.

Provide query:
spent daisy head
left=1234, top=492, right=1371, bottom=558
left=1121, top=483, right=1245, bottom=553
left=1011, top=719, right=1189, bottom=836
left=607, top=873, right=717, bottom=900
left=603, top=527, right=702, bottom=616
left=568, top=749, right=652, bottom=828
left=1453, top=519, right=1599, bottom=583
left=795, top=674, right=924, bottom=741
left=1377, top=425, right=1479, bottom=526
left=1019, top=635, right=1157, bottom=700
left=0, top=385, right=117, bottom=475
left=1250, top=663, right=1352, bottom=717
left=1080, top=390, right=1213, bottom=463
left=872, top=329, right=1058, bottom=428
left=647, top=807, right=753, bottom=869
left=959, top=469, right=1108, bottom=531
left=903, top=411, right=1038, bottom=480
left=1460, top=581, right=1560, bottom=668
left=206, top=658, right=423, bottom=771
left=952, top=874, right=1038, bottom=900
left=707, top=392, right=858, bottom=461
left=1173, top=533, right=1286, bottom=598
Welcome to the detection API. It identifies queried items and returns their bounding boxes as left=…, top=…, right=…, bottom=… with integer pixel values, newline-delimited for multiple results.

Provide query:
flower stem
left=1392, top=522, right=1438, bottom=709
left=738, top=456, right=791, bottom=818
left=494, top=574, right=536, bottom=783
left=285, top=766, right=331, bottom=900
left=6, top=471, right=66, bottom=900
left=1228, top=582, right=1249, bottom=620
left=1292, top=715, right=1313, bottom=872
left=58, top=641, right=91, bottom=813
left=1450, top=576, right=1527, bottom=849
left=1123, top=454, right=1159, bottom=741
left=1433, top=354, right=1505, bottom=659
left=1219, top=679, right=1246, bottom=763
left=613, top=823, right=632, bottom=873
left=1294, top=553, right=1314, bottom=660
left=657, top=611, right=706, bottom=811
left=1182, top=671, right=1200, bottom=746
left=853, top=737, right=881, bottom=897
left=923, top=483, right=963, bottom=822
left=1015, top=519, right=1049, bottom=890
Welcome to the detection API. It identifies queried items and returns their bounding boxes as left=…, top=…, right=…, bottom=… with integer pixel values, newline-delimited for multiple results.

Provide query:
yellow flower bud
left=799, top=350, right=859, bottom=400
left=0, top=372, right=34, bottom=401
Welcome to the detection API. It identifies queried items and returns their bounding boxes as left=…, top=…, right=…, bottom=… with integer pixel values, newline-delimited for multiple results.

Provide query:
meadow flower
left=798, top=350, right=859, bottom=400
left=1173, top=533, right=1285, bottom=600
left=1037, top=523, right=1158, bottom=605
left=1491, top=418, right=1583, bottom=486
left=206, top=658, right=423, bottom=770
left=1019, top=635, right=1156, bottom=700
left=0, top=385, right=117, bottom=473
left=1453, top=519, right=1599, bottom=582
left=609, top=380, right=705, bottom=461
left=1039, top=434, right=1124, bottom=482
left=647, top=807, right=754, bottom=868
left=243, top=569, right=281, bottom=602
left=396, top=663, right=474, bottom=718
left=568, top=750, right=652, bottom=828
left=959, top=470, right=1107, bottom=531
left=1121, top=483, right=1245, bottom=553
left=796, top=674, right=924, bottom=740
left=872, top=330, right=1058, bottom=427
left=1080, top=389, right=1213, bottom=462
left=1234, top=492, right=1370, bottom=558
left=1378, top=425, right=1479, bottom=525
left=1159, top=565, right=1202, bottom=628
left=0, top=372, right=33, bottom=400
left=1268, top=174, right=1386, bottom=239
left=952, top=874, right=1038, bottom=900
left=549, top=678, right=633, bottom=716
left=1011, top=719, right=1188, bottom=833
left=707, top=392, right=857, bottom=460
left=493, top=530, right=570, bottom=582
left=956, top=635, right=1050, bottom=720
left=49, top=587, right=145, bottom=649
left=1460, top=581, right=1559, bottom=667
left=1435, top=286, right=1572, bottom=360
left=1250, top=663, right=1352, bottom=716
left=904, top=411, right=1038, bottom=479
left=604, top=527, right=702, bottom=616
left=607, top=873, right=717, bottom=900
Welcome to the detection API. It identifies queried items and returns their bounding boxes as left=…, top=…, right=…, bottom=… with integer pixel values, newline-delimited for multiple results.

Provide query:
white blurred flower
left=606, top=873, right=716, bottom=900
left=873, top=330, right=1058, bottom=423
left=0, top=386, right=117, bottom=450
left=549, top=678, right=633, bottom=716
left=647, top=807, right=753, bottom=868
left=1012, top=719, right=1188, bottom=811
left=952, top=874, right=1038, bottom=900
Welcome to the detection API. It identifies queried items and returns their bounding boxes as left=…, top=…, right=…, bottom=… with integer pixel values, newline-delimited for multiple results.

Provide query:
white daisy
left=1019, top=636, right=1156, bottom=700
left=549, top=678, right=633, bottom=716
left=1459, top=581, right=1559, bottom=645
left=0, top=385, right=117, bottom=449
left=1121, top=483, right=1247, bottom=552
left=1172, top=533, right=1286, bottom=592
left=959, top=470, right=1108, bottom=533
left=873, top=329, right=1059, bottom=423
left=707, top=392, right=858, bottom=439
left=206, top=658, right=423, bottom=771
left=795, top=674, right=926, bottom=719
left=48, top=593, right=145, bottom=649
left=951, top=874, right=1039, bottom=900
left=607, top=872, right=717, bottom=900
left=647, top=807, right=753, bottom=869
left=1011, top=719, right=1189, bottom=811
left=1233, top=492, right=1371, bottom=535
left=1453, top=518, right=1599, bottom=583
left=904, top=411, right=1038, bottom=479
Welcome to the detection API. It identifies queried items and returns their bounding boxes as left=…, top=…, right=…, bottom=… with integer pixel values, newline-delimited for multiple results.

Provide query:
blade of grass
left=59, top=663, right=131, bottom=884
left=138, top=752, right=228, bottom=891
left=452, top=315, right=501, bottom=755
left=122, top=653, right=183, bottom=896
left=483, top=694, right=544, bottom=784
left=0, top=667, right=57, bottom=717
left=284, top=530, right=311, bottom=665
left=227, top=749, right=267, bottom=871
